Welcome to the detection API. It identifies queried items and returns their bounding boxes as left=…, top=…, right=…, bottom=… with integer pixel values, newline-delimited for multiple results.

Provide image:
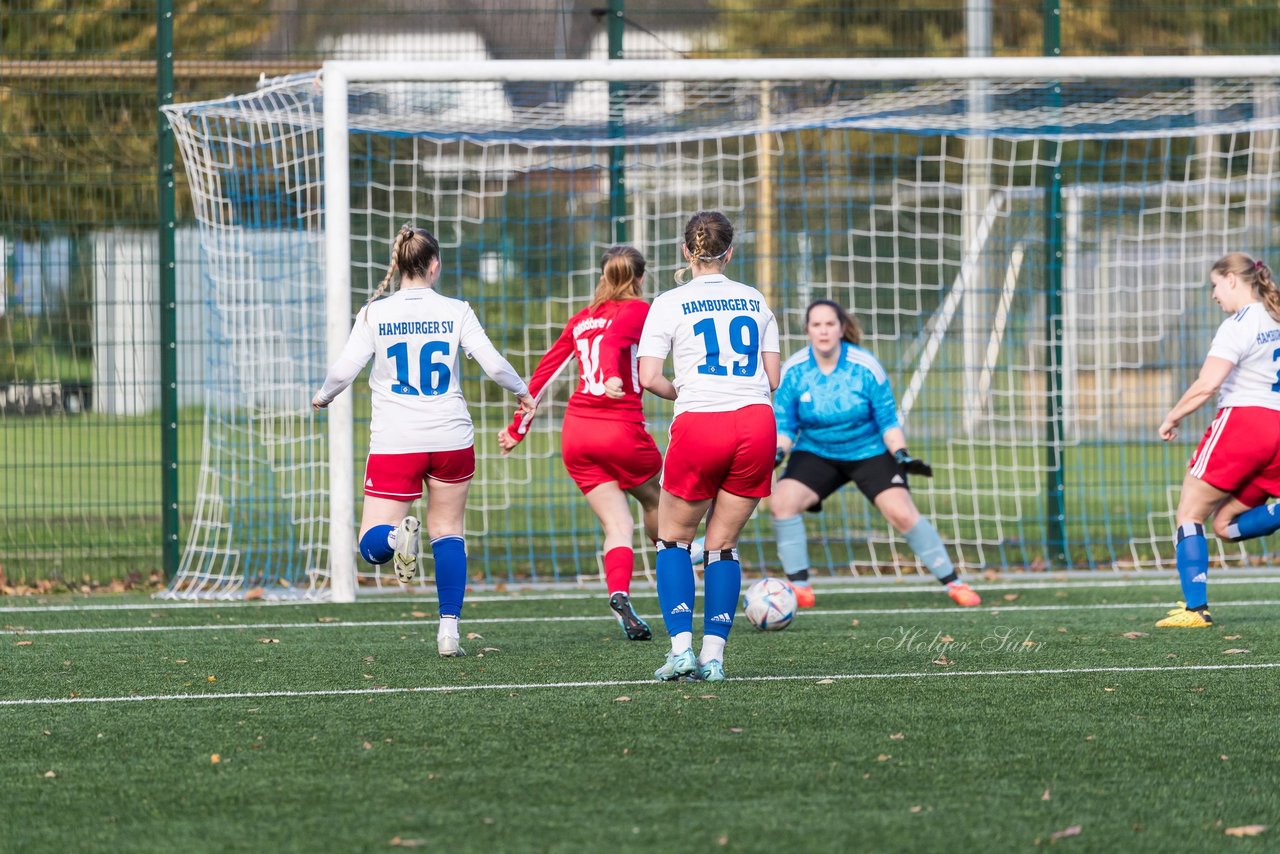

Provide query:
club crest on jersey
left=800, top=391, right=812, bottom=403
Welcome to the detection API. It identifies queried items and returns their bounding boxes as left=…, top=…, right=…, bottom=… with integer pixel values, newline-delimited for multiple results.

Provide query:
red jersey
left=506, top=299, right=649, bottom=442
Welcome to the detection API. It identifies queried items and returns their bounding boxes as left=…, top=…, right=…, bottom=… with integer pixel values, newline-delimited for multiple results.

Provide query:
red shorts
left=662, top=404, right=776, bottom=501
left=1189, top=407, right=1280, bottom=506
left=364, top=447, right=475, bottom=500
left=560, top=412, right=662, bottom=494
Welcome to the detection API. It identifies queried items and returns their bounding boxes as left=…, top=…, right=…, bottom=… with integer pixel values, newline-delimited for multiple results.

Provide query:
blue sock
left=432, top=535, right=467, bottom=618
left=702, top=552, right=742, bottom=640
left=773, top=515, right=810, bottom=578
left=359, top=525, right=395, bottom=565
left=1174, top=522, right=1209, bottom=610
left=1226, top=503, right=1280, bottom=541
left=904, top=517, right=954, bottom=583
left=655, top=541, right=695, bottom=638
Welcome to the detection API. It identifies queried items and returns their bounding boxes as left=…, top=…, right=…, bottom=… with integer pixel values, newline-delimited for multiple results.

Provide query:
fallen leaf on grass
left=1224, top=825, right=1267, bottom=838
left=411, top=611, right=429, bottom=618
left=1224, top=635, right=1242, bottom=640
left=316, top=616, right=339, bottom=623
left=466, top=632, right=484, bottom=640
left=816, top=678, right=835, bottom=685
left=728, top=727, right=744, bottom=734
left=15, top=641, right=32, bottom=646
left=363, top=741, right=373, bottom=750
left=1221, top=755, right=1229, bottom=761
left=389, top=837, right=428, bottom=848
left=1223, top=649, right=1250, bottom=655
left=932, top=656, right=953, bottom=666
left=44, top=770, right=56, bottom=778
left=717, top=836, right=729, bottom=846
left=699, top=695, right=717, bottom=700
left=1121, top=632, right=1148, bottom=639
left=877, top=754, right=891, bottom=762
left=206, top=675, right=217, bottom=683
left=1003, top=593, right=1020, bottom=602
left=910, top=805, right=922, bottom=813
left=256, top=638, right=279, bottom=644
left=1050, top=825, right=1082, bottom=840
left=210, top=754, right=220, bottom=764
left=889, top=732, right=905, bottom=740
left=244, top=587, right=264, bottom=601
left=480, top=647, right=500, bottom=653
left=614, top=696, right=632, bottom=703
left=1042, top=789, right=1051, bottom=801
left=940, top=635, right=954, bottom=643
left=850, top=619, right=860, bottom=627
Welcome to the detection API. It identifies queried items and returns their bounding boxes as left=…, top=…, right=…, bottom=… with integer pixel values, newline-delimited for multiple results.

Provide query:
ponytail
left=1212, top=252, right=1280, bottom=323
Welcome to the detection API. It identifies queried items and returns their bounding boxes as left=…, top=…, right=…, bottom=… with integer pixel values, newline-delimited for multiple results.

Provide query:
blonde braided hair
left=675, top=211, right=733, bottom=284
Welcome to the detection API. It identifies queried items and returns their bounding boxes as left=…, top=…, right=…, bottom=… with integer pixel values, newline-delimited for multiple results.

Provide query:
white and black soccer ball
left=742, top=577, right=797, bottom=631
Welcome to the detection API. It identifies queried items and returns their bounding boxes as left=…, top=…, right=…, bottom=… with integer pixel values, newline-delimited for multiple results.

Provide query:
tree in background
left=709, top=0, right=1275, bottom=58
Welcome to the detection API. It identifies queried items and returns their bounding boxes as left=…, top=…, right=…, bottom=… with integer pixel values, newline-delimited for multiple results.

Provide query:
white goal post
left=161, top=56, right=1280, bottom=600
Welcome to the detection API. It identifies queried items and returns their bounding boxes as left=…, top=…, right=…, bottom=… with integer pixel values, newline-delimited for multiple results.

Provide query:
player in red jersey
left=499, top=246, right=662, bottom=639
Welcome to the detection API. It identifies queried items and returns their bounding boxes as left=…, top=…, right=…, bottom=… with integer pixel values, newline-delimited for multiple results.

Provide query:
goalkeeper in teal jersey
left=771, top=300, right=980, bottom=608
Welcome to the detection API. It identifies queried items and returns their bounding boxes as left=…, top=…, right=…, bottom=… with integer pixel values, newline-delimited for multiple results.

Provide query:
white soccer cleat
left=437, top=634, right=466, bottom=657
left=392, top=516, right=421, bottom=584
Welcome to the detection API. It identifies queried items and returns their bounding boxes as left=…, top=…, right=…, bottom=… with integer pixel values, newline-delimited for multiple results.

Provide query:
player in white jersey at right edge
left=637, top=211, right=781, bottom=682
left=313, top=224, right=535, bottom=656
left=1157, top=253, right=1280, bottom=628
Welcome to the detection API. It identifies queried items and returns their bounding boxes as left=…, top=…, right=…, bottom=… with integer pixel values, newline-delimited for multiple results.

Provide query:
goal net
left=161, top=57, right=1280, bottom=599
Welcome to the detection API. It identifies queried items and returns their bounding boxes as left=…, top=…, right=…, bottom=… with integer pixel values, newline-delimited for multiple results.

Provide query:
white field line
left=5, top=599, right=1280, bottom=637
left=2, top=662, right=1278, bottom=707
left=4, top=574, right=1280, bottom=614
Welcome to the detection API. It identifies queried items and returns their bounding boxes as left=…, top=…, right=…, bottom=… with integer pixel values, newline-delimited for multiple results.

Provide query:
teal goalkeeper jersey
left=773, top=342, right=901, bottom=462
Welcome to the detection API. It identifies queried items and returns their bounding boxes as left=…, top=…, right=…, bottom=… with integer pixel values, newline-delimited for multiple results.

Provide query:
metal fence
left=2, top=1, right=1279, bottom=587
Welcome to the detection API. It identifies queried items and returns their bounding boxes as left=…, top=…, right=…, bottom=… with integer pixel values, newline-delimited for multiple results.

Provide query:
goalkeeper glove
left=774, top=446, right=787, bottom=468
left=893, top=448, right=933, bottom=478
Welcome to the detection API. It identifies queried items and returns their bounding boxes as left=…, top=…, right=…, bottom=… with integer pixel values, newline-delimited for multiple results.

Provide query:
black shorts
left=780, top=449, right=907, bottom=512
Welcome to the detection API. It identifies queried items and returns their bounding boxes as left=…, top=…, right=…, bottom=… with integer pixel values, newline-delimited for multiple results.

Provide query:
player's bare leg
left=586, top=481, right=652, bottom=640
left=357, top=495, right=419, bottom=583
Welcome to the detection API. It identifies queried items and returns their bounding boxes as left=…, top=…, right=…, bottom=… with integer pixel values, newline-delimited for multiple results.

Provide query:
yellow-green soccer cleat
left=1155, top=607, right=1213, bottom=628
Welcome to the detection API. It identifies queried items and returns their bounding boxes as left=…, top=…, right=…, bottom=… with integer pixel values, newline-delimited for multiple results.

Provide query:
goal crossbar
left=321, top=56, right=1280, bottom=84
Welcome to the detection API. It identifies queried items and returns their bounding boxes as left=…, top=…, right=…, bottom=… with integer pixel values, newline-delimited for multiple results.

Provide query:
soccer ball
left=742, top=578, right=797, bottom=631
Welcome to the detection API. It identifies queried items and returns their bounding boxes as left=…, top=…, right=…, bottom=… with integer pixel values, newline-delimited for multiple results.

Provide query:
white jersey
left=637, top=273, right=780, bottom=416
left=1207, top=302, right=1280, bottom=411
left=317, top=287, right=528, bottom=453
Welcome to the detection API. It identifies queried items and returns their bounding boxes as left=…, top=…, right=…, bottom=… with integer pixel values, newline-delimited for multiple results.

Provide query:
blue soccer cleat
left=654, top=648, right=698, bottom=681
left=697, top=659, right=726, bottom=682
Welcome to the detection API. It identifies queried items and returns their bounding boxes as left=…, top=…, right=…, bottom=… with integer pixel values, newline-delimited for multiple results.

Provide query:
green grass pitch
left=2, top=577, right=1279, bottom=851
